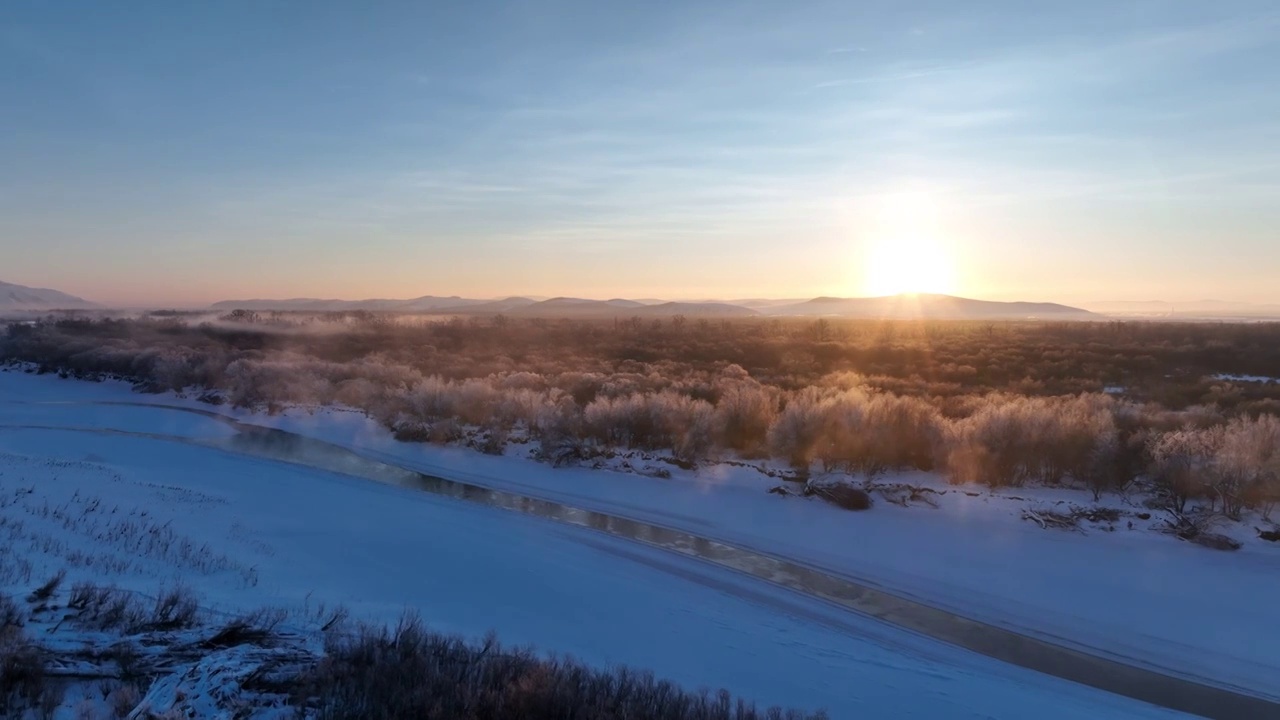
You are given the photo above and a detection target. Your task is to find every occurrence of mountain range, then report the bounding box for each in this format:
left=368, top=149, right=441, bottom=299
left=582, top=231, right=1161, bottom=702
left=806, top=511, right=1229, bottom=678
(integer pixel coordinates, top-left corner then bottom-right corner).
left=761, top=295, right=1093, bottom=319
left=211, top=295, right=762, bottom=318
left=209, top=293, right=1095, bottom=320
left=10, top=278, right=1280, bottom=320
left=208, top=296, right=483, bottom=313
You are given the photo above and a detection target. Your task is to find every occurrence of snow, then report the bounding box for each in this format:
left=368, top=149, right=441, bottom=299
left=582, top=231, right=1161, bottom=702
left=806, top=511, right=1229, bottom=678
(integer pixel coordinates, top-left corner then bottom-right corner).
left=127, top=645, right=301, bottom=720
left=1212, top=373, right=1279, bottom=384
left=1, top=369, right=1268, bottom=717
left=0, top=428, right=1189, bottom=718
left=124, top=392, right=1276, bottom=702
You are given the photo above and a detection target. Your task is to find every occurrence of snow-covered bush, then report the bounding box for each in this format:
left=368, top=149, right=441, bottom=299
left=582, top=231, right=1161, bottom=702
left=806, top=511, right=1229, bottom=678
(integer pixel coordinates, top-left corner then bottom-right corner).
left=8, top=314, right=1280, bottom=518
left=1148, top=427, right=1223, bottom=514
left=768, top=387, right=832, bottom=471
left=1216, top=414, right=1280, bottom=519
left=713, top=372, right=777, bottom=454
left=944, top=395, right=1117, bottom=488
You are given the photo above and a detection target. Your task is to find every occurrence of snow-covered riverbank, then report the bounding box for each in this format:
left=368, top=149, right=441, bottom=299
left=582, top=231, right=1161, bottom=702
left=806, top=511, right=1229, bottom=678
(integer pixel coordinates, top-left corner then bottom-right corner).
left=2, top=369, right=1274, bottom=717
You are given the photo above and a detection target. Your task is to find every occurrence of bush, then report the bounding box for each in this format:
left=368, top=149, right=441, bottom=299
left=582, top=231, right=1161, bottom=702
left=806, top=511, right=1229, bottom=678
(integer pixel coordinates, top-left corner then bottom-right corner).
left=68, top=583, right=145, bottom=632
left=0, top=592, right=24, bottom=633
left=944, top=395, right=1116, bottom=488
left=7, top=315, right=1280, bottom=518
left=108, top=683, right=142, bottom=718
left=201, top=607, right=287, bottom=649
left=301, top=613, right=826, bottom=720
left=28, top=569, right=65, bottom=603
left=1216, top=415, right=1280, bottom=519
left=714, top=376, right=777, bottom=454
left=1148, top=428, right=1221, bottom=514
left=768, top=388, right=829, bottom=471
left=148, top=585, right=199, bottom=630
left=0, top=618, right=46, bottom=716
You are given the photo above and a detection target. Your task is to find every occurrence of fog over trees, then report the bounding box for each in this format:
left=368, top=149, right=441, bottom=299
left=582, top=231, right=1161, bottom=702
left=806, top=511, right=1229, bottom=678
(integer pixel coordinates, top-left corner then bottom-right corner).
left=5, top=314, right=1280, bottom=521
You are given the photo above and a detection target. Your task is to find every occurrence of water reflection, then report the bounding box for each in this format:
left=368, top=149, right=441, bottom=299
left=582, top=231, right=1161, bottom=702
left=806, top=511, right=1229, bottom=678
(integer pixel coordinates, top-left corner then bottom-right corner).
left=215, top=425, right=892, bottom=611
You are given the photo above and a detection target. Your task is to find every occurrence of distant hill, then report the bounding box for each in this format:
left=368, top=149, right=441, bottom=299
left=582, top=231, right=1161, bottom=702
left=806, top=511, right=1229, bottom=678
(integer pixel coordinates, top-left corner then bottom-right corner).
left=207, top=292, right=1095, bottom=320
left=209, top=296, right=484, bottom=312
left=397, top=296, right=488, bottom=312
left=1082, top=300, right=1280, bottom=319
left=727, top=298, right=809, bottom=309
left=633, top=302, right=758, bottom=317
left=0, top=280, right=97, bottom=311
left=440, top=297, right=538, bottom=314
left=507, top=298, right=620, bottom=317
left=764, top=294, right=1096, bottom=320
left=502, top=298, right=757, bottom=318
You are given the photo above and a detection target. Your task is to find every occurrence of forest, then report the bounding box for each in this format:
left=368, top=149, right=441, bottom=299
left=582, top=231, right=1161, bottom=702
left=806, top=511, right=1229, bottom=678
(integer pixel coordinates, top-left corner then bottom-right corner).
left=5, top=313, right=1280, bottom=525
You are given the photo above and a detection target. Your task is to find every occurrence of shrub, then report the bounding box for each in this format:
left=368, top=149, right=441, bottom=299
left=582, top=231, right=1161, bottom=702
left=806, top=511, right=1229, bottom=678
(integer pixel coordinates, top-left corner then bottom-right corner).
left=713, top=377, right=777, bottom=454
left=0, top=620, right=46, bottom=716
left=28, top=569, right=66, bottom=603
left=147, top=585, right=199, bottom=631
left=478, top=426, right=508, bottom=455
left=768, top=388, right=830, bottom=471
left=944, top=395, right=1116, bottom=488
left=300, top=613, right=825, bottom=720
left=8, top=314, right=1280, bottom=516
left=672, top=398, right=716, bottom=463
left=202, top=607, right=287, bottom=649
left=0, top=593, right=23, bottom=635
left=108, top=683, right=142, bottom=718
left=68, top=583, right=145, bottom=632
left=1216, top=415, right=1280, bottom=519
left=1148, top=428, right=1222, bottom=514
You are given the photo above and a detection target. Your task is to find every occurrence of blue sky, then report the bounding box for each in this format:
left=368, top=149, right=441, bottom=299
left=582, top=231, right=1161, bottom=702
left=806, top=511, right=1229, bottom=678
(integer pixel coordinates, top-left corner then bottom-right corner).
left=2, top=1, right=1277, bottom=306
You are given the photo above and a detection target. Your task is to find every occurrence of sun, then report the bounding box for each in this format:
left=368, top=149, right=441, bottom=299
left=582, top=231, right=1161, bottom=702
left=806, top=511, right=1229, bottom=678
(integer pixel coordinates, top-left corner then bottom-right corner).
left=864, top=233, right=955, bottom=296
left=860, top=189, right=957, bottom=297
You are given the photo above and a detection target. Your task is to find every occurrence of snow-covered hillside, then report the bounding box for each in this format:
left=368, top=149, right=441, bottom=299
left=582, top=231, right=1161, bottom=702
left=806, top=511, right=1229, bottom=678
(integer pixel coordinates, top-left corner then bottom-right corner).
left=0, top=280, right=96, bottom=311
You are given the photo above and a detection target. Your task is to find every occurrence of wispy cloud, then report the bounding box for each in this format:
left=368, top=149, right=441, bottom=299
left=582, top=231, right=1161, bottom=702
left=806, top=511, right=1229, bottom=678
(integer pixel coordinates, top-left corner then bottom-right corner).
left=4, top=1, right=1279, bottom=303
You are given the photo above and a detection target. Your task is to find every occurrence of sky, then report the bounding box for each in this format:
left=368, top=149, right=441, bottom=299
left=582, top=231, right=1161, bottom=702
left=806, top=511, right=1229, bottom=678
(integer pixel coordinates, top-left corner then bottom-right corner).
left=2, top=1, right=1278, bottom=307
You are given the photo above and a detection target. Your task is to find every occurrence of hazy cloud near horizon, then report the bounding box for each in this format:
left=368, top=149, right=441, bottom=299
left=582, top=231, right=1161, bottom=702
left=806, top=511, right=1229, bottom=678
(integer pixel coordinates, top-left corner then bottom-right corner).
left=1, top=1, right=1277, bottom=306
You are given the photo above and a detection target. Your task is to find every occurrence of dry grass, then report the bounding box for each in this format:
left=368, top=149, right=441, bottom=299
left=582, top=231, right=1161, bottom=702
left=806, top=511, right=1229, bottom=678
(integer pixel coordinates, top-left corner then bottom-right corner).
left=301, top=613, right=827, bottom=720
left=5, top=582, right=824, bottom=720
left=0, top=594, right=47, bottom=717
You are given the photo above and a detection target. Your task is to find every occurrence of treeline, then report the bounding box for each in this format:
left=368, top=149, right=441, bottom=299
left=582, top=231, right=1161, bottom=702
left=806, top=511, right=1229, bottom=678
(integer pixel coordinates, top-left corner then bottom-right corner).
left=16, top=312, right=1280, bottom=409
left=4, top=316, right=1280, bottom=519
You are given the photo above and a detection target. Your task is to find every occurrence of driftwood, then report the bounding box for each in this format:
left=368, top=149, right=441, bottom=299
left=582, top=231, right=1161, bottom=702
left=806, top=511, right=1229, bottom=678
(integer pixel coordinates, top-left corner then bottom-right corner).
left=1022, top=506, right=1127, bottom=533
left=1188, top=533, right=1242, bottom=551
left=1022, top=509, right=1082, bottom=531
left=870, top=483, right=941, bottom=509
left=1160, top=512, right=1243, bottom=551
left=796, top=476, right=874, bottom=510
left=805, top=483, right=873, bottom=511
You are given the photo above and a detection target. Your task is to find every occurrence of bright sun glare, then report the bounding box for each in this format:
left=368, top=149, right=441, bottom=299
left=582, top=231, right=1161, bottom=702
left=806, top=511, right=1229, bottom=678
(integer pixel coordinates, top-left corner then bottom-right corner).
left=861, top=190, right=957, bottom=297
